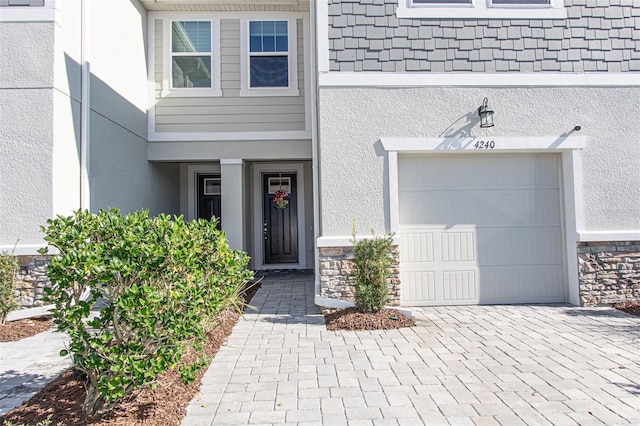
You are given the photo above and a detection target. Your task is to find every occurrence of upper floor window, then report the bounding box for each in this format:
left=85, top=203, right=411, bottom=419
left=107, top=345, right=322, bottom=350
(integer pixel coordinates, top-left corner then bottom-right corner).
left=171, top=21, right=212, bottom=88
left=240, top=18, right=299, bottom=97
left=397, top=0, right=565, bottom=19
left=163, top=18, right=222, bottom=97
left=249, top=21, right=289, bottom=88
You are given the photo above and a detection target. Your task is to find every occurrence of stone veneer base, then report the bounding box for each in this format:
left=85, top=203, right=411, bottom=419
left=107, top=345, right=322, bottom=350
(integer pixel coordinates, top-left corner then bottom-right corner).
left=319, top=246, right=400, bottom=306
left=14, top=255, right=52, bottom=309
left=578, top=241, right=640, bottom=307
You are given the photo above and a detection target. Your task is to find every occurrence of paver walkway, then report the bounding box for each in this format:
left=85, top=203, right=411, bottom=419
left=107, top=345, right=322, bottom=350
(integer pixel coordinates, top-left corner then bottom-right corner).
left=184, top=272, right=640, bottom=426
left=0, top=327, right=70, bottom=415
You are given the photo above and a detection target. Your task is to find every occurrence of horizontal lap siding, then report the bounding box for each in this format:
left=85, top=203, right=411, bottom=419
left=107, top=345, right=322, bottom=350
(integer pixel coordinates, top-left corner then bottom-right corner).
left=155, top=19, right=163, bottom=98
left=154, top=18, right=306, bottom=133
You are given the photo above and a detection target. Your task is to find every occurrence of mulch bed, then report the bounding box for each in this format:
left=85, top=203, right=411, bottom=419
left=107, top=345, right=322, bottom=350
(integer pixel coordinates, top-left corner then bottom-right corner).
left=324, top=307, right=415, bottom=331
left=613, top=301, right=640, bottom=317
left=0, top=316, right=54, bottom=342
left=0, top=283, right=261, bottom=426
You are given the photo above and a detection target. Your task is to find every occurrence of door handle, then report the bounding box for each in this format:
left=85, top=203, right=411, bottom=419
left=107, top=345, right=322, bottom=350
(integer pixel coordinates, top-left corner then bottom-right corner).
left=263, top=221, right=268, bottom=240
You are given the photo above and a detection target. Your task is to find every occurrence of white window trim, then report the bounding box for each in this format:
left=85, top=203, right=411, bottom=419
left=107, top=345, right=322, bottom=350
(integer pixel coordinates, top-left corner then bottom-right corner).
left=162, top=16, right=222, bottom=98
left=396, top=0, right=567, bottom=19
left=240, top=18, right=300, bottom=97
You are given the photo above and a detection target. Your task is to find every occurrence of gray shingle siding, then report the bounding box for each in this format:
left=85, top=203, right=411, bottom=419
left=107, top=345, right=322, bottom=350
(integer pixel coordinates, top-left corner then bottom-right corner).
left=328, top=0, right=640, bottom=72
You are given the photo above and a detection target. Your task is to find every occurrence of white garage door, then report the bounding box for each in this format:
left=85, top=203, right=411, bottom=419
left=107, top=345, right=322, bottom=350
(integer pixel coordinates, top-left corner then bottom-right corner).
left=399, top=154, right=565, bottom=306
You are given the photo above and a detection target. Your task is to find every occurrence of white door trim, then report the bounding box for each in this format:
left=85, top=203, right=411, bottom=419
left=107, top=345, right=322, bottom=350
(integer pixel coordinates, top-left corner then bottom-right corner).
left=187, top=164, right=221, bottom=221
left=252, top=162, right=306, bottom=270
left=382, top=136, right=586, bottom=306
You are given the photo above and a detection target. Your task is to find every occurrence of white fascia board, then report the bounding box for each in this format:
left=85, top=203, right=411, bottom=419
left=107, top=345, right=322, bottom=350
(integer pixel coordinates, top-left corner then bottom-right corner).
left=148, top=130, right=312, bottom=142
left=317, top=235, right=402, bottom=247
left=319, top=72, right=640, bottom=88
left=380, top=136, right=587, bottom=153
left=578, top=231, right=640, bottom=242
left=316, top=0, right=329, bottom=73
left=0, top=0, right=58, bottom=22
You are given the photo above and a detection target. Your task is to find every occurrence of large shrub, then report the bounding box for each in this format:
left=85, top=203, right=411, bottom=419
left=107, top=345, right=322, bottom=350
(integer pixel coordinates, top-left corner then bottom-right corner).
left=350, top=222, right=396, bottom=313
left=0, top=250, right=19, bottom=324
left=40, top=209, right=253, bottom=414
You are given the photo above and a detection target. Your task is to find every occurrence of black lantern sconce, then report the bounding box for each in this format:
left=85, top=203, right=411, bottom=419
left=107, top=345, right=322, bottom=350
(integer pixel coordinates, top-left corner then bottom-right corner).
left=478, top=97, right=494, bottom=128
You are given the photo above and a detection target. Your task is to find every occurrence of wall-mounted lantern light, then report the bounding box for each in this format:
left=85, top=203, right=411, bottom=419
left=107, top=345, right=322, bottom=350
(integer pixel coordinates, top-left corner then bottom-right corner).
left=478, top=97, right=494, bottom=128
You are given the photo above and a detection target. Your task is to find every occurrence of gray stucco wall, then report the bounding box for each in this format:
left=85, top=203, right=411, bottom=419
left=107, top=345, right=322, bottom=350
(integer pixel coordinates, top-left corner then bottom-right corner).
left=318, top=86, right=640, bottom=236
left=88, top=0, right=180, bottom=216
left=328, top=0, right=640, bottom=72
left=0, top=89, right=54, bottom=245
left=90, top=112, right=180, bottom=215
left=0, top=22, right=55, bottom=245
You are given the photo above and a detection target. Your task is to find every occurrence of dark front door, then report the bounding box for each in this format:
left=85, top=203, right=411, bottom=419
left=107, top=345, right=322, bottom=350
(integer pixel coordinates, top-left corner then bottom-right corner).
left=198, top=174, right=221, bottom=229
left=263, top=173, right=298, bottom=264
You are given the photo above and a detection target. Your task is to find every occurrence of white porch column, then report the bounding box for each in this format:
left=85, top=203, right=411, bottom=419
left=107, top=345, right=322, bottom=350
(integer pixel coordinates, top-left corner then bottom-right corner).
left=220, top=159, right=245, bottom=251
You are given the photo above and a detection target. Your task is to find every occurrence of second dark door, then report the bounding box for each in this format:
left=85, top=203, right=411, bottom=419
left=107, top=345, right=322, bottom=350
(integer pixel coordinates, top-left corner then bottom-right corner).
left=263, top=173, right=298, bottom=264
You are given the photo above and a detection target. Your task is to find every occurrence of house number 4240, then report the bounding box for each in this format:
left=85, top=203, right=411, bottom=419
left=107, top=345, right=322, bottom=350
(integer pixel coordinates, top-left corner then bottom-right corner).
left=474, top=140, right=495, bottom=149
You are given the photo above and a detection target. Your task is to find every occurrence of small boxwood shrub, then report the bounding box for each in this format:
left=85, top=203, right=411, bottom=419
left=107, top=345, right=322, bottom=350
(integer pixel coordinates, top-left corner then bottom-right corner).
left=0, top=250, right=19, bottom=324
left=350, top=222, right=396, bottom=313
left=40, top=209, right=253, bottom=414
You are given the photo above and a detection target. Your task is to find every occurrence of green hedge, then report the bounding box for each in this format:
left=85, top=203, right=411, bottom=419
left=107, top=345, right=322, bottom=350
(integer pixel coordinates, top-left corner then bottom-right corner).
left=40, top=209, right=253, bottom=414
left=0, top=250, right=18, bottom=324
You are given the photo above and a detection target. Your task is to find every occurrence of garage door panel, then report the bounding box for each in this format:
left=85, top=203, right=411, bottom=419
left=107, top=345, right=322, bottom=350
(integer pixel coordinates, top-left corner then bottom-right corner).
left=475, top=227, right=563, bottom=265
left=401, top=271, right=437, bottom=303
left=401, top=226, right=562, bottom=266
left=442, top=270, right=477, bottom=302
left=442, top=231, right=475, bottom=262
left=400, top=232, right=435, bottom=263
left=399, top=155, right=560, bottom=191
left=399, top=154, right=565, bottom=306
left=401, top=269, right=478, bottom=305
left=479, top=266, right=565, bottom=304
left=400, top=189, right=561, bottom=227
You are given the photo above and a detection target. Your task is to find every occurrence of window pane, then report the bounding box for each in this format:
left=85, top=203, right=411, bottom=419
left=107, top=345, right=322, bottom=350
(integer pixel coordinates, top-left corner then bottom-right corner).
left=276, top=35, right=288, bottom=52
left=172, top=56, right=212, bottom=87
left=276, top=21, right=288, bottom=35
left=492, top=0, right=549, bottom=3
left=249, top=21, right=261, bottom=36
left=172, top=21, right=211, bottom=53
left=250, top=35, right=262, bottom=52
left=250, top=56, right=288, bottom=87
left=263, top=36, right=276, bottom=52
left=262, top=21, right=275, bottom=36
left=249, top=20, right=288, bottom=53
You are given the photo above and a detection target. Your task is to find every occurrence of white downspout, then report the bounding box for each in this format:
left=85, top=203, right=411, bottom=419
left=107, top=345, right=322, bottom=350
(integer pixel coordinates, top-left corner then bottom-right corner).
left=80, top=0, right=90, bottom=210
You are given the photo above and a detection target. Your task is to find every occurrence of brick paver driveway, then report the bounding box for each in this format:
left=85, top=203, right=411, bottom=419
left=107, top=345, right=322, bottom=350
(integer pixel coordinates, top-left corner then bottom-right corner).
left=184, top=273, right=640, bottom=426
